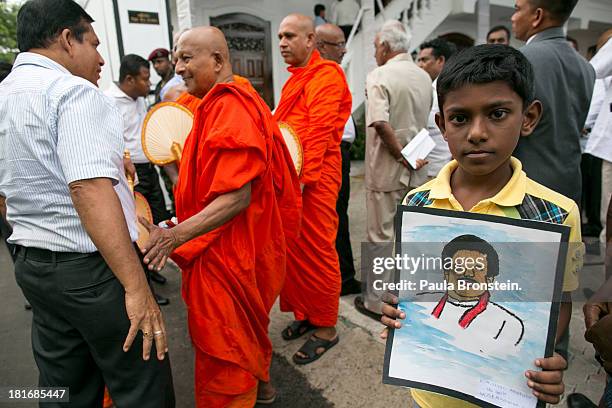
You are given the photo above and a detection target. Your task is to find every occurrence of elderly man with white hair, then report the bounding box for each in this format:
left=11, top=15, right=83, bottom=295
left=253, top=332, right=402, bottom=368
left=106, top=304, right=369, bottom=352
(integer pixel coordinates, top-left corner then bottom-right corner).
left=355, top=20, right=432, bottom=318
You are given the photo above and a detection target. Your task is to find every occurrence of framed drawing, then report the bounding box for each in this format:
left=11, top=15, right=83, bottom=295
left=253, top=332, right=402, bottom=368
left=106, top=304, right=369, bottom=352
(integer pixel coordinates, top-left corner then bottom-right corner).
left=383, top=206, right=570, bottom=408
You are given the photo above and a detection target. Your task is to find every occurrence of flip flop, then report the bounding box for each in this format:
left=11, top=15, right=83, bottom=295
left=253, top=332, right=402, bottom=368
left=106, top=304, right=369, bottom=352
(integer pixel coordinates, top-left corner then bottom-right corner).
left=354, top=295, right=383, bottom=321
left=281, top=320, right=316, bottom=341
left=292, top=334, right=339, bottom=365
left=256, top=391, right=277, bottom=405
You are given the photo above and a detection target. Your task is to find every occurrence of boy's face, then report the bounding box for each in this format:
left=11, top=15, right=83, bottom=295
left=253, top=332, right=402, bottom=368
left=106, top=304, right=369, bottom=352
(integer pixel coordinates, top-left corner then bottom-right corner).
left=436, top=81, right=541, bottom=177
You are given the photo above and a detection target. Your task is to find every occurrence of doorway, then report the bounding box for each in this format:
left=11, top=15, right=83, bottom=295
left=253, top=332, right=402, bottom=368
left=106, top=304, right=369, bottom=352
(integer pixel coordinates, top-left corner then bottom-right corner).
left=210, top=13, right=275, bottom=109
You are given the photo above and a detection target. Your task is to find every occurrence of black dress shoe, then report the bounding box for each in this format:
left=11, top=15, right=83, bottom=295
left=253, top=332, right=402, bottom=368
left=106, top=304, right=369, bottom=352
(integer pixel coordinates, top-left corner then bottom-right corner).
left=340, top=278, right=362, bottom=296
left=155, top=293, right=170, bottom=306
left=567, top=393, right=597, bottom=408
left=150, top=270, right=167, bottom=284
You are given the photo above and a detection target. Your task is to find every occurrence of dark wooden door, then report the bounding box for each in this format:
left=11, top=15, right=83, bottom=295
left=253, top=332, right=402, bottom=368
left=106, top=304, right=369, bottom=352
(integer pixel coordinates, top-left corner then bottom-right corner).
left=210, top=13, right=274, bottom=109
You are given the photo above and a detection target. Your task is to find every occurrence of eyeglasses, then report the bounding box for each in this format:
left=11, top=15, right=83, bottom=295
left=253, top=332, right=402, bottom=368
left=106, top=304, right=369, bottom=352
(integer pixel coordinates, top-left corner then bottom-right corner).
left=318, top=40, right=346, bottom=49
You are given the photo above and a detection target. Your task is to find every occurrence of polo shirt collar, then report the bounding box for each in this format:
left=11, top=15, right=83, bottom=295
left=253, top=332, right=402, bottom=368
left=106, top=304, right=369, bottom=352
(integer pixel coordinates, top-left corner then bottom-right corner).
left=428, top=157, right=527, bottom=207
left=13, top=52, right=71, bottom=75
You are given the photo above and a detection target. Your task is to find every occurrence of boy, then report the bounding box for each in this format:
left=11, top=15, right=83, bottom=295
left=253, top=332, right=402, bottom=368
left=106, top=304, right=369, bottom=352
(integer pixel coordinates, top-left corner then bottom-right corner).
left=380, top=44, right=582, bottom=407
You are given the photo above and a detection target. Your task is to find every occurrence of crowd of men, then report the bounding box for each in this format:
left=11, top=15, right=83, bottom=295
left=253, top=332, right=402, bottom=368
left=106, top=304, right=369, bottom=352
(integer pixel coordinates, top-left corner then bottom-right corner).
left=0, top=0, right=611, bottom=407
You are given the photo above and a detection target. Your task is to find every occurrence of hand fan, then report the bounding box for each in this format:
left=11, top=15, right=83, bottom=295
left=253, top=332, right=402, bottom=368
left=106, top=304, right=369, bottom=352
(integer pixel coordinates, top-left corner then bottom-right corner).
left=134, top=192, right=153, bottom=251
left=142, top=102, right=194, bottom=166
left=278, top=122, right=303, bottom=176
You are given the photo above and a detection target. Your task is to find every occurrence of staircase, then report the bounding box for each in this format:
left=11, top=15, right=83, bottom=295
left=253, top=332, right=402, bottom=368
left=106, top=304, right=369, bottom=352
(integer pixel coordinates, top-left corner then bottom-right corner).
left=343, top=0, right=457, bottom=112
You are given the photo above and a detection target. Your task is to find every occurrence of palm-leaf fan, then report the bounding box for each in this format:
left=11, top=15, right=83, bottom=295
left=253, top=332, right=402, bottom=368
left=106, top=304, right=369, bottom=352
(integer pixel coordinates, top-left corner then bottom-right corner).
left=141, top=102, right=194, bottom=166
left=278, top=122, right=303, bottom=176
left=135, top=192, right=154, bottom=251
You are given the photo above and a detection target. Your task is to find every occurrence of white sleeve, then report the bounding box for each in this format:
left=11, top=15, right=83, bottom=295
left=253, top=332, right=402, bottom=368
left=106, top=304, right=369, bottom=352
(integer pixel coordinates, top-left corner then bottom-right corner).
left=591, top=38, right=612, bottom=79
left=585, top=79, right=605, bottom=129
left=56, top=85, right=125, bottom=184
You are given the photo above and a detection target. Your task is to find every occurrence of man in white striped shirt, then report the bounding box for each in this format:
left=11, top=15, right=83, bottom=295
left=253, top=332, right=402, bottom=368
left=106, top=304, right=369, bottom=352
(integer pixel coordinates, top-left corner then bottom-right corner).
left=0, top=0, right=174, bottom=406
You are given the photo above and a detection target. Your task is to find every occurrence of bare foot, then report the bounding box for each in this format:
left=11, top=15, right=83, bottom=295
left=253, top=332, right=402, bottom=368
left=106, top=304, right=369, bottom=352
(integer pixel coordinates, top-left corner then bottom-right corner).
left=257, top=380, right=276, bottom=402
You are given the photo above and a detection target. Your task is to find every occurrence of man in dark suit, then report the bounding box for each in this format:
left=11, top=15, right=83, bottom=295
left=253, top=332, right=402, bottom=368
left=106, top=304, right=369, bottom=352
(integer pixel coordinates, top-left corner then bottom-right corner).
left=511, top=0, right=595, bottom=206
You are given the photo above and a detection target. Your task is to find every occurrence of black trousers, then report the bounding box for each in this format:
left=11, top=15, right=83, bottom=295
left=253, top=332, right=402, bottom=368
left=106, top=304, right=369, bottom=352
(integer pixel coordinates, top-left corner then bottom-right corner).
left=134, top=163, right=170, bottom=225
left=14, top=247, right=175, bottom=408
left=336, top=141, right=356, bottom=283
left=581, top=153, right=602, bottom=228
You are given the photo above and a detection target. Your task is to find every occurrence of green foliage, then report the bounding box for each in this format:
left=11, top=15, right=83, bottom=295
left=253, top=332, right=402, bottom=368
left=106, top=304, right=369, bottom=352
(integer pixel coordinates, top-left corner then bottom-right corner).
left=0, top=2, right=20, bottom=64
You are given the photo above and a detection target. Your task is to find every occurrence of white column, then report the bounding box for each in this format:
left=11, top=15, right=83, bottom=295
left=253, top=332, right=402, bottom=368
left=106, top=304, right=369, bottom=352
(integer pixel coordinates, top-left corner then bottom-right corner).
left=362, top=0, right=377, bottom=75
left=176, top=0, right=194, bottom=31
left=476, top=0, right=490, bottom=45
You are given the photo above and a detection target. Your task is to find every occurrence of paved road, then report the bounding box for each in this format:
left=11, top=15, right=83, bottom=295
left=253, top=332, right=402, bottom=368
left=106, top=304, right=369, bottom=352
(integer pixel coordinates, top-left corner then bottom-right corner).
left=0, top=162, right=607, bottom=407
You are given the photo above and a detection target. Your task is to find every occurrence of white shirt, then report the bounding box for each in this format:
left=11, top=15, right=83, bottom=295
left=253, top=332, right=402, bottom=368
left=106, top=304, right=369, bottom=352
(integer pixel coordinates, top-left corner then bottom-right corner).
left=159, top=73, right=184, bottom=101
left=314, top=16, right=327, bottom=27
left=582, top=78, right=606, bottom=152
left=342, top=116, right=356, bottom=143
left=0, top=52, right=138, bottom=252
left=585, top=38, right=612, bottom=163
left=423, top=78, right=451, bottom=177
left=414, top=292, right=525, bottom=357
left=104, top=83, right=149, bottom=164
left=332, top=0, right=360, bottom=26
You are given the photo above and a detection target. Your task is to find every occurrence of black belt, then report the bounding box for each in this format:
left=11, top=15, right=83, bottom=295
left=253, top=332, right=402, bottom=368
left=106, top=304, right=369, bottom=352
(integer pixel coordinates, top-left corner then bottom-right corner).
left=134, top=162, right=154, bottom=169
left=341, top=141, right=352, bottom=148
left=15, top=245, right=99, bottom=263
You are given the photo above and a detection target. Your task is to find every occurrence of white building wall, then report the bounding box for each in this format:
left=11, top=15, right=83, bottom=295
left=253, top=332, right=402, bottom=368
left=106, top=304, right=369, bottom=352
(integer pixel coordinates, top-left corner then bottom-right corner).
left=80, top=0, right=172, bottom=92
left=82, top=0, right=122, bottom=91
left=180, top=0, right=336, bottom=106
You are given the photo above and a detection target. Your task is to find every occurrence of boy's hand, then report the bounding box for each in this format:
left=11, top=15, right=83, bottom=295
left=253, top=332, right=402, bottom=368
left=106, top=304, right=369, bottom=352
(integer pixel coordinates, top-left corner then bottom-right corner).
left=525, top=353, right=566, bottom=404
left=380, top=292, right=406, bottom=339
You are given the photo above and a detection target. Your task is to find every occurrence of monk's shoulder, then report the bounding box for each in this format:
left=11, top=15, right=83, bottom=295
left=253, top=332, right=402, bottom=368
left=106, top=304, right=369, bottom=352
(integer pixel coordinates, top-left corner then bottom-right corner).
left=316, top=62, right=346, bottom=83
left=305, top=63, right=347, bottom=95
left=205, top=88, right=249, bottom=118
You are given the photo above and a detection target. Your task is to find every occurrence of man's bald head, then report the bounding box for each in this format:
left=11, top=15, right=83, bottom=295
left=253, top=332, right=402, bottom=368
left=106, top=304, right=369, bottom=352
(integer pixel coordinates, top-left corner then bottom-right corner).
left=175, top=26, right=233, bottom=98
left=278, top=14, right=316, bottom=67
left=282, top=13, right=315, bottom=34
left=316, top=23, right=346, bottom=64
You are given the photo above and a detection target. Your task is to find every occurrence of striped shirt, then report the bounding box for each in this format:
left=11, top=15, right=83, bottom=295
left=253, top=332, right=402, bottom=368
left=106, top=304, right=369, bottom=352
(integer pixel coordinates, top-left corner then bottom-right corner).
left=0, top=52, right=138, bottom=252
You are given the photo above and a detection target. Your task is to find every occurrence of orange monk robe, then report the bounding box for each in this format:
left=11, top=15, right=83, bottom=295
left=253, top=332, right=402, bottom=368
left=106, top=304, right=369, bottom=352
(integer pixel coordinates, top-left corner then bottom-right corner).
left=274, top=50, right=352, bottom=327
left=171, top=76, right=297, bottom=407
left=175, top=91, right=201, bottom=114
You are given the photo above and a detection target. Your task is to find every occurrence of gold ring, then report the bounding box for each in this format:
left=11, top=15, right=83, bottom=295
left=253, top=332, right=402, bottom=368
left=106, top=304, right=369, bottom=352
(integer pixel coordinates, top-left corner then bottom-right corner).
left=143, top=331, right=151, bottom=337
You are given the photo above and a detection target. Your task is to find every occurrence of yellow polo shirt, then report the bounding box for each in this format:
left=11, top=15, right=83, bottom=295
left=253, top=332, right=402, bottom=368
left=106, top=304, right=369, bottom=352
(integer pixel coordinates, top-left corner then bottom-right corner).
left=401, top=157, right=583, bottom=408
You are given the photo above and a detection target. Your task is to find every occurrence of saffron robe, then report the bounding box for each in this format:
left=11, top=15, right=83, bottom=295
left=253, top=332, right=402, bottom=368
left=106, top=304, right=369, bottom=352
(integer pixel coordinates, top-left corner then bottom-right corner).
left=274, top=50, right=352, bottom=326
left=175, top=92, right=201, bottom=114
left=171, top=76, right=298, bottom=405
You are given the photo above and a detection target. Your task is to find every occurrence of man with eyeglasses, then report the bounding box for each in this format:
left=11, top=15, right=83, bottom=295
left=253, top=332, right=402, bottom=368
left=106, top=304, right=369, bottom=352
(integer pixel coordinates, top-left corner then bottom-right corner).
left=316, top=23, right=361, bottom=296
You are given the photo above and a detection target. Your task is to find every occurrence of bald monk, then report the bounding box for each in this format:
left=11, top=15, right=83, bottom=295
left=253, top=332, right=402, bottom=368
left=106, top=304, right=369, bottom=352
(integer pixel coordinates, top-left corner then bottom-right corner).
left=140, top=26, right=299, bottom=406
left=315, top=23, right=361, bottom=296
left=275, top=14, right=352, bottom=364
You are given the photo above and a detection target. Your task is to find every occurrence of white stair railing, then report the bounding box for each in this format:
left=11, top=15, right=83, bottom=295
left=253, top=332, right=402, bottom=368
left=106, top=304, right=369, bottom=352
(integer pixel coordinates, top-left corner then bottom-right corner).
left=341, top=0, right=454, bottom=112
